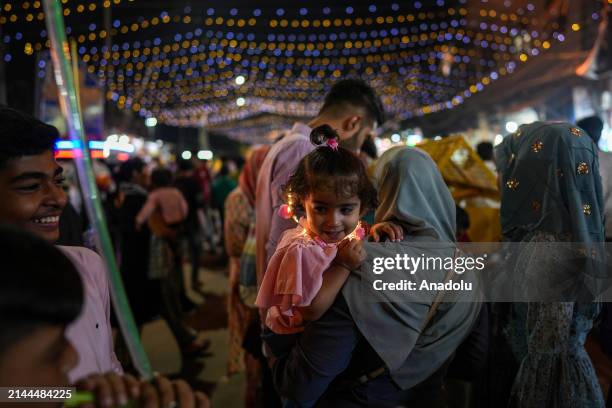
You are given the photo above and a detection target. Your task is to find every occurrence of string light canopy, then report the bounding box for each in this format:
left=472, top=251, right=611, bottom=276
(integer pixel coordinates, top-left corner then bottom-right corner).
left=1, top=0, right=602, bottom=128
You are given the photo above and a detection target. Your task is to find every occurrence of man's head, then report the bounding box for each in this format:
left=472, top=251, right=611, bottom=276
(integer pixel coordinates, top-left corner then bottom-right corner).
left=0, top=107, right=67, bottom=242
left=311, top=79, right=385, bottom=152
left=118, top=157, right=147, bottom=187
left=0, top=225, right=81, bottom=390
left=577, top=116, right=604, bottom=146
left=177, top=158, right=194, bottom=175
left=476, top=141, right=494, bottom=161
left=151, top=167, right=173, bottom=188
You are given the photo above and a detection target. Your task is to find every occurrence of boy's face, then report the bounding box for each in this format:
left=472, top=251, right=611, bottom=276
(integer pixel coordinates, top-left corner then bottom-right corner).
left=0, top=325, right=77, bottom=403
left=0, top=150, right=67, bottom=242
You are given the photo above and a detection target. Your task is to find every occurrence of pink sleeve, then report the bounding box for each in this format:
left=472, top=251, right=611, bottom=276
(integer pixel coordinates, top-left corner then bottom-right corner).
left=256, top=245, right=304, bottom=333
left=135, top=192, right=157, bottom=226
left=255, top=237, right=336, bottom=334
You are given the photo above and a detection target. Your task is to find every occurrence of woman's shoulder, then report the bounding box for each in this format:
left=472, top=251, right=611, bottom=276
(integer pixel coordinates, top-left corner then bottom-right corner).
left=523, top=231, right=566, bottom=243
left=226, top=187, right=246, bottom=203
left=156, top=186, right=182, bottom=196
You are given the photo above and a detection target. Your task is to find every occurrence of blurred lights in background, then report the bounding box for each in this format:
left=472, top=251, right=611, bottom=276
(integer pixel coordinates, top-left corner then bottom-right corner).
left=197, top=150, right=213, bottom=160
left=2, top=0, right=591, bottom=127
left=144, top=117, right=158, bottom=127
left=505, top=121, right=518, bottom=133
left=406, top=134, right=423, bottom=146
left=599, top=127, right=612, bottom=152
left=54, top=135, right=135, bottom=160
left=181, top=151, right=192, bottom=160
left=234, top=75, right=246, bottom=85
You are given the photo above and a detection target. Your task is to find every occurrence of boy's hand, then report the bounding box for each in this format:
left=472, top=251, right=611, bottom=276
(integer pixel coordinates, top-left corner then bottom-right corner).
left=370, top=221, right=404, bottom=242
left=334, top=239, right=366, bottom=271
left=75, top=372, right=140, bottom=408
left=141, top=376, right=210, bottom=408
left=75, top=372, right=210, bottom=408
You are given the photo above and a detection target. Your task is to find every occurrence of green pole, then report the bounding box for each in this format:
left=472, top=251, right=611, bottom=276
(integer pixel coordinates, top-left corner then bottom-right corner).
left=42, top=0, right=153, bottom=380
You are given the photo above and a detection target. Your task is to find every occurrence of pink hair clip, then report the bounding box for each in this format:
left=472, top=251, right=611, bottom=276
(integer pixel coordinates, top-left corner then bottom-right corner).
left=326, top=138, right=339, bottom=151
left=354, top=225, right=366, bottom=240
left=344, top=223, right=366, bottom=242
left=278, top=204, right=294, bottom=219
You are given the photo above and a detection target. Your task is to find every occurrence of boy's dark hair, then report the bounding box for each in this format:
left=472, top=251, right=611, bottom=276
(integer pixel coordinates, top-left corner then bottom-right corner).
left=577, top=116, right=604, bottom=145
left=283, top=125, right=378, bottom=211
left=320, top=79, right=386, bottom=126
left=476, top=142, right=494, bottom=161
left=118, top=157, right=145, bottom=184
left=0, top=225, right=83, bottom=353
left=151, top=167, right=173, bottom=187
left=219, top=165, right=230, bottom=177
left=0, top=107, right=59, bottom=170
left=177, top=159, right=194, bottom=172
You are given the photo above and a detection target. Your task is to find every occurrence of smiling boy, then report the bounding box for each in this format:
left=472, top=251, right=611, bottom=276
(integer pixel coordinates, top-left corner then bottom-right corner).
left=0, top=107, right=122, bottom=381
left=0, top=225, right=210, bottom=408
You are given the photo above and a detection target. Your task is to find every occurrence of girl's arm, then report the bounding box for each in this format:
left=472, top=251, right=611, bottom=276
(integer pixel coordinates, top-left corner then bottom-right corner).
left=135, top=192, right=157, bottom=227
left=299, top=239, right=365, bottom=322
left=299, top=264, right=350, bottom=322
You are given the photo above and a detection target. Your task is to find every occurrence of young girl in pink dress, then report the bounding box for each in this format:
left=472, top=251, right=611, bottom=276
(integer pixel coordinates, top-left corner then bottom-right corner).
left=256, top=125, right=402, bottom=354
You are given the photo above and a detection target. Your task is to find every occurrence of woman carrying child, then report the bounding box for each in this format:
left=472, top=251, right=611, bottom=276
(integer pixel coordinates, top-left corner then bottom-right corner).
left=256, top=125, right=401, bottom=355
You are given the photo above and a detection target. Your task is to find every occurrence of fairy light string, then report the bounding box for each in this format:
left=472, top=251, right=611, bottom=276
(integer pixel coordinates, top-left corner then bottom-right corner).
left=4, top=1, right=600, bottom=125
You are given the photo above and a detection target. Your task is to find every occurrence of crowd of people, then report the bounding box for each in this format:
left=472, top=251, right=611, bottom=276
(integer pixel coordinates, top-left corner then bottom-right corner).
left=0, top=77, right=611, bottom=408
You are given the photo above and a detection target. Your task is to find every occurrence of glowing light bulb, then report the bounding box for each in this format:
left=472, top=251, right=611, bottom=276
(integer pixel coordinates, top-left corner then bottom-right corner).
left=505, top=121, right=518, bottom=133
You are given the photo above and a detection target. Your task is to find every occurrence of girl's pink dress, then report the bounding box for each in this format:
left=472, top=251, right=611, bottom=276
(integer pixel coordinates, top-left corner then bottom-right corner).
left=255, top=219, right=338, bottom=334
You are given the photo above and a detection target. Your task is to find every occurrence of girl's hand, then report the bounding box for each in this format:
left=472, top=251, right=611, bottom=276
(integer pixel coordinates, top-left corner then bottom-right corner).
left=334, top=239, right=366, bottom=271
left=370, top=221, right=404, bottom=242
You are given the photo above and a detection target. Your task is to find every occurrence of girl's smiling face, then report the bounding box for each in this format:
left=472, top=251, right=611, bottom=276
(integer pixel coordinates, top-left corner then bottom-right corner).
left=303, top=189, right=361, bottom=243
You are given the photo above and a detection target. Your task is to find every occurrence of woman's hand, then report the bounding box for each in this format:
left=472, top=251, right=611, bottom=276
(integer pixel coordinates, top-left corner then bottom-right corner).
left=334, top=239, right=366, bottom=271
left=370, top=221, right=404, bottom=242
